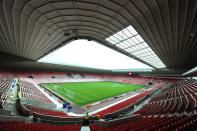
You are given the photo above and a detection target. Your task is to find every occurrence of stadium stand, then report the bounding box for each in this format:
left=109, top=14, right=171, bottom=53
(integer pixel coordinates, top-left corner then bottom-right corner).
left=92, top=84, right=162, bottom=119
left=19, top=81, right=53, bottom=104
left=134, top=80, right=197, bottom=116
left=90, top=80, right=197, bottom=130
left=0, top=75, right=13, bottom=91
left=0, top=92, right=8, bottom=109
left=0, top=70, right=196, bottom=130
left=0, top=121, right=82, bottom=131
left=90, top=115, right=197, bottom=131
left=2, top=0, right=197, bottom=130
left=0, top=74, right=15, bottom=109
left=25, top=104, right=68, bottom=117
left=93, top=92, right=148, bottom=119
left=14, top=70, right=175, bottom=86
left=122, top=79, right=147, bottom=85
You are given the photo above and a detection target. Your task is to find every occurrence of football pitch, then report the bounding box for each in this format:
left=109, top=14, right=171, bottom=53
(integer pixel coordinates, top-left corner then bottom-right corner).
left=42, top=82, right=146, bottom=106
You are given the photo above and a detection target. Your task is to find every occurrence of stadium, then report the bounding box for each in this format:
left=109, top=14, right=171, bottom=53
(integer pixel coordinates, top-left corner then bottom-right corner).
left=0, top=0, right=197, bottom=131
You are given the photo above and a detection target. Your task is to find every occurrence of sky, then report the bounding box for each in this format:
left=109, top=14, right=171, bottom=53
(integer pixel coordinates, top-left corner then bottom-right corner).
left=38, top=40, right=152, bottom=70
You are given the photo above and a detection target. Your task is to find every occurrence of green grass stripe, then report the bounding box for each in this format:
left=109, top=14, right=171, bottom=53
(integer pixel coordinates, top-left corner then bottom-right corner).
left=42, top=81, right=146, bottom=106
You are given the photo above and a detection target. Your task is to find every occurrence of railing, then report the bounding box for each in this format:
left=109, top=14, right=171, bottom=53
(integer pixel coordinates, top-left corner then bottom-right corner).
left=93, top=114, right=141, bottom=128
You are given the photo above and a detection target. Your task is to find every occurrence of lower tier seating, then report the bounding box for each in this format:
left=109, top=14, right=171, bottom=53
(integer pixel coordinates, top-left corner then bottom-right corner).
left=21, top=92, right=53, bottom=104
left=135, top=80, right=197, bottom=116
left=0, top=80, right=11, bottom=90
left=0, top=92, right=8, bottom=109
left=25, top=105, right=68, bottom=117
left=0, top=121, right=81, bottom=131
left=90, top=115, right=197, bottom=131
left=20, top=81, right=53, bottom=104
left=93, top=92, right=147, bottom=118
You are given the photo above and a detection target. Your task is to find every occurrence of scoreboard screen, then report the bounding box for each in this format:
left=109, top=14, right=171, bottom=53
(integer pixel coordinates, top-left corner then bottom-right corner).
left=128, top=72, right=133, bottom=75
left=128, top=72, right=137, bottom=76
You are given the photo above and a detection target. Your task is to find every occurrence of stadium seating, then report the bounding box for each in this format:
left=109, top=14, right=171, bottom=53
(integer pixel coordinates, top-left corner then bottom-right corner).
left=134, top=80, right=197, bottom=116
left=0, top=81, right=11, bottom=91
left=0, top=92, right=8, bottom=109
left=122, top=80, right=147, bottom=85
left=93, top=92, right=148, bottom=119
left=12, top=70, right=178, bottom=85
left=0, top=73, right=14, bottom=91
left=25, top=105, right=68, bottom=117
left=92, top=85, right=161, bottom=119
left=0, top=70, right=188, bottom=130
left=20, top=81, right=53, bottom=104
left=90, top=115, right=197, bottom=131
left=90, top=80, right=197, bottom=130
left=0, top=73, right=15, bottom=109
left=0, top=121, right=82, bottom=131
left=0, top=73, right=14, bottom=82
left=32, top=72, right=103, bottom=83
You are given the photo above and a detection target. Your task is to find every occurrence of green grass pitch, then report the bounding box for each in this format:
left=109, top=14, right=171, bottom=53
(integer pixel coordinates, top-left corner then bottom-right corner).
left=42, top=81, right=146, bottom=106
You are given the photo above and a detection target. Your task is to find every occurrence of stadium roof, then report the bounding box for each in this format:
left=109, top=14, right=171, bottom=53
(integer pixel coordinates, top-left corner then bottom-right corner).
left=0, top=0, right=197, bottom=76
